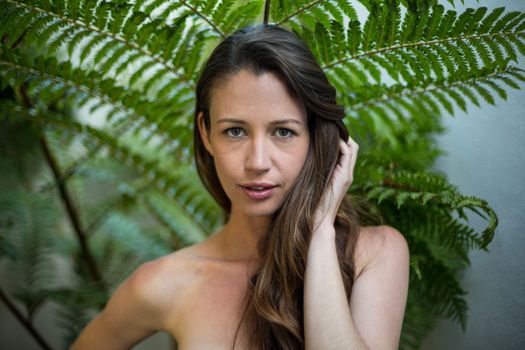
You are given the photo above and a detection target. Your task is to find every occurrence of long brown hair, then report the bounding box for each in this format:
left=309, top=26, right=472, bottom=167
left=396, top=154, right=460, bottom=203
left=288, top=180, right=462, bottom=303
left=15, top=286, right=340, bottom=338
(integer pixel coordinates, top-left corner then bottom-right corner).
left=194, top=24, right=360, bottom=349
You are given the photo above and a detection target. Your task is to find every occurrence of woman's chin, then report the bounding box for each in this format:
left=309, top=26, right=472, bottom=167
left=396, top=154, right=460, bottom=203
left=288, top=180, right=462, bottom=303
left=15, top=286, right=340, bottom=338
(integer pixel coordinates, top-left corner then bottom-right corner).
left=231, top=202, right=282, bottom=219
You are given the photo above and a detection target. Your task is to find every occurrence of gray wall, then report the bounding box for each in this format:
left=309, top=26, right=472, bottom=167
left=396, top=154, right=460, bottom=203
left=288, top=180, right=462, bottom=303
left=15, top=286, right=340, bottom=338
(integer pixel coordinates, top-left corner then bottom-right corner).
left=422, top=80, right=525, bottom=350
left=422, top=2, right=525, bottom=349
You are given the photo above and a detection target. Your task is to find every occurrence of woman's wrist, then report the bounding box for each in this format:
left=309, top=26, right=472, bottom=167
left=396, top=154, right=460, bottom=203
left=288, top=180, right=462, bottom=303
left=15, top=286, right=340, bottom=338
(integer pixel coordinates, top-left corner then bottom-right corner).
left=312, top=220, right=336, bottom=239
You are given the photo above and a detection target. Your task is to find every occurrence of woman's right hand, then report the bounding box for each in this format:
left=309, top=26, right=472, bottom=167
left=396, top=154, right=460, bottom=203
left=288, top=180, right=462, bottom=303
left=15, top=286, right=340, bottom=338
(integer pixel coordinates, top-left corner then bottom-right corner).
left=313, top=137, right=359, bottom=231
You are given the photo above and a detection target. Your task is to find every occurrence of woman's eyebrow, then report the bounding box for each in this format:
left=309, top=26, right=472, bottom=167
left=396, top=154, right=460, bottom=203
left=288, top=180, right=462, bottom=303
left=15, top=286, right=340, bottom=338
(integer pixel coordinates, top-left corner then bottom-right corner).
left=216, top=118, right=247, bottom=124
left=269, top=119, right=303, bottom=126
left=216, top=117, right=303, bottom=125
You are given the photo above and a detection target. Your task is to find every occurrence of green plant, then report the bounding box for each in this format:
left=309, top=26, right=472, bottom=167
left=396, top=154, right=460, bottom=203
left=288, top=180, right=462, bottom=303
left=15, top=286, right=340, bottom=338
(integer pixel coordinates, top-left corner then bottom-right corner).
left=0, top=0, right=523, bottom=349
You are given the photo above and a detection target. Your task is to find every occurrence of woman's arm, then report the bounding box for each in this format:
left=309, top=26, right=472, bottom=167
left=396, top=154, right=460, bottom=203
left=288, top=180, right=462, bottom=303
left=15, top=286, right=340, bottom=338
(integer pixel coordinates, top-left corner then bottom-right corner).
left=70, top=258, right=174, bottom=350
left=304, top=224, right=409, bottom=350
left=304, top=138, right=409, bottom=349
left=349, top=225, right=409, bottom=349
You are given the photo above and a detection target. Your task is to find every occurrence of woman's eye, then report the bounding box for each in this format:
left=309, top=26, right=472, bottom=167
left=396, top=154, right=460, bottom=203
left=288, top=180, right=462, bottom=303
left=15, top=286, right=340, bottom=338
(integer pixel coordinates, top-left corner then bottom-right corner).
left=225, top=127, right=244, bottom=138
left=275, top=128, right=294, bottom=138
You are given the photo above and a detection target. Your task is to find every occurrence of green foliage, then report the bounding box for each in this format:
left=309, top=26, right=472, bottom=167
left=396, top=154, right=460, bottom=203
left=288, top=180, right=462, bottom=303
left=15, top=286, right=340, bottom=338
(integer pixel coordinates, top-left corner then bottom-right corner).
left=0, top=0, right=523, bottom=349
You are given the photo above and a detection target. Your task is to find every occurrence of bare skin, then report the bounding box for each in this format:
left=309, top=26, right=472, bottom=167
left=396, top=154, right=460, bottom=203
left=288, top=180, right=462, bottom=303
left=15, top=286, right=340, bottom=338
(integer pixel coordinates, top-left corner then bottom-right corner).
left=69, top=225, right=403, bottom=350
left=70, top=70, right=408, bottom=350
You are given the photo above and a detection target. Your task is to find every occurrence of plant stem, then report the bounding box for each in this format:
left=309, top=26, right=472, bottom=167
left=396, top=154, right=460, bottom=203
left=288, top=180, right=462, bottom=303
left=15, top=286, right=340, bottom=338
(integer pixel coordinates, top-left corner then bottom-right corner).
left=39, top=136, right=102, bottom=282
left=323, top=30, right=525, bottom=69
left=264, top=0, right=271, bottom=24
left=276, top=0, right=322, bottom=25
left=0, top=287, right=55, bottom=350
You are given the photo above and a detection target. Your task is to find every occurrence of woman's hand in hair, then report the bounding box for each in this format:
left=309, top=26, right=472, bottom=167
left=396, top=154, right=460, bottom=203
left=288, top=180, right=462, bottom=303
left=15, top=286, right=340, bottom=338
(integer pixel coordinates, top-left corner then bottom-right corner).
left=313, top=137, right=358, bottom=231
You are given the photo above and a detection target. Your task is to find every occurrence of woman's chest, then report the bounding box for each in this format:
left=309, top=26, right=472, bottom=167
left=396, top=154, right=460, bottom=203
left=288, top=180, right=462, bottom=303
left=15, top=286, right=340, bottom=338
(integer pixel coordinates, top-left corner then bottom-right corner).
left=164, top=263, right=253, bottom=349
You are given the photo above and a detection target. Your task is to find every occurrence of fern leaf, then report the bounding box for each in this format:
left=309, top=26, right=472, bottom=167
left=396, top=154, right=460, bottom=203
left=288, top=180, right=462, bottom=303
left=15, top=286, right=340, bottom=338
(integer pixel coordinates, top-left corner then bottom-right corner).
left=211, top=0, right=235, bottom=28
left=457, top=41, right=478, bottom=71
left=457, top=85, right=480, bottom=106
left=314, top=22, right=333, bottom=65
left=371, top=54, right=398, bottom=82
left=508, top=35, right=525, bottom=56
left=445, top=88, right=467, bottom=112
left=34, top=19, right=65, bottom=48
left=220, top=0, right=263, bottom=35
left=122, top=11, right=150, bottom=38
left=143, top=0, right=169, bottom=19
left=94, top=2, right=112, bottom=31
left=451, top=7, right=474, bottom=36
left=347, top=20, right=362, bottom=56
left=66, top=29, right=90, bottom=58
left=479, top=7, right=505, bottom=34
left=483, top=37, right=505, bottom=66
left=491, top=11, right=522, bottom=33
left=469, top=39, right=492, bottom=67
left=425, top=4, right=445, bottom=40
left=386, top=2, right=401, bottom=47
left=466, top=7, right=488, bottom=34
left=160, top=3, right=188, bottom=22
left=482, top=80, right=507, bottom=101
left=423, top=46, right=445, bottom=80
left=171, top=24, right=199, bottom=72
left=92, top=39, right=119, bottom=66
left=160, top=20, right=187, bottom=61
left=99, top=45, right=130, bottom=77
left=413, top=7, right=430, bottom=42
left=400, top=10, right=416, bottom=44
left=321, top=1, right=343, bottom=25
left=1, top=6, right=32, bottom=48
left=333, top=0, right=358, bottom=21
left=437, top=9, right=457, bottom=38
left=494, top=35, right=518, bottom=62
left=373, top=4, right=389, bottom=50
left=472, top=83, right=495, bottom=105
left=82, top=0, right=98, bottom=25
left=184, top=34, right=206, bottom=79
left=142, top=68, right=170, bottom=96
left=362, top=6, right=378, bottom=50
left=65, top=0, right=82, bottom=20
left=431, top=90, right=454, bottom=114
left=79, top=34, right=106, bottom=64
left=128, top=60, right=157, bottom=88
left=312, top=6, right=333, bottom=30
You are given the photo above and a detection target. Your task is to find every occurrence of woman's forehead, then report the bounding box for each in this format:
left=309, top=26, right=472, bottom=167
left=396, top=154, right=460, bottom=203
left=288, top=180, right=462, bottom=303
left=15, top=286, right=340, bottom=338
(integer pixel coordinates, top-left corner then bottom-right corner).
left=209, top=70, right=307, bottom=124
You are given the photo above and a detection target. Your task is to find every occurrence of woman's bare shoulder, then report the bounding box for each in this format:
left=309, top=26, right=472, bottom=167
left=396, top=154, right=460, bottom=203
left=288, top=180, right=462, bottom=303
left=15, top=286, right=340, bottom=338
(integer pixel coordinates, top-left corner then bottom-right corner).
left=123, top=244, right=209, bottom=320
left=70, top=247, right=206, bottom=349
left=354, top=225, right=409, bottom=278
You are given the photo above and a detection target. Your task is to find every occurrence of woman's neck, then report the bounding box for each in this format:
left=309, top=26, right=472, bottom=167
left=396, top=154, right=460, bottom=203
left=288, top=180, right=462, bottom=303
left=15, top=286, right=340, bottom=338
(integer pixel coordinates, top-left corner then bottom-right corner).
left=216, top=209, right=271, bottom=263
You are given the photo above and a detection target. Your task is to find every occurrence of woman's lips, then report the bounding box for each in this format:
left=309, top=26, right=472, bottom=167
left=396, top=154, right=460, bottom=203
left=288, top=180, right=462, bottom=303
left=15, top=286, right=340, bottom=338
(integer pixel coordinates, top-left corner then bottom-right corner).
left=240, top=184, right=277, bottom=200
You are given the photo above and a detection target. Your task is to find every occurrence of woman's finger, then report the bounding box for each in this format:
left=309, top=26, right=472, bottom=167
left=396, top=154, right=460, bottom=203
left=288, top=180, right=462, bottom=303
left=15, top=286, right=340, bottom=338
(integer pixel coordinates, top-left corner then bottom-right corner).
left=338, top=139, right=351, bottom=170
left=347, top=137, right=358, bottom=173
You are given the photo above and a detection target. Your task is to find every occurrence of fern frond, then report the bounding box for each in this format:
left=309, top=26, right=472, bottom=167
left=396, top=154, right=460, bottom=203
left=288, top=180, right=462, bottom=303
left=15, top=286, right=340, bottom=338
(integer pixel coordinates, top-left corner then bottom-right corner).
left=359, top=170, right=498, bottom=249
left=2, top=0, right=199, bottom=93
left=0, top=191, right=59, bottom=318
left=0, top=52, right=194, bottom=166
left=345, top=66, right=524, bottom=126
left=322, top=4, right=525, bottom=90
left=219, top=0, right=263, bottom=35
left=425, top=4, right=445, bottom=40
left=27, top=112, right=221, bottom=234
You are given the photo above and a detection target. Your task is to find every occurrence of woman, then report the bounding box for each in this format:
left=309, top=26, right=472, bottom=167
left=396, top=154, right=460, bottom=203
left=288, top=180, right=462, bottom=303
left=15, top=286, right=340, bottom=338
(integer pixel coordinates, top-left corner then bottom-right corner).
left=71, top=24, right=409, bottom=350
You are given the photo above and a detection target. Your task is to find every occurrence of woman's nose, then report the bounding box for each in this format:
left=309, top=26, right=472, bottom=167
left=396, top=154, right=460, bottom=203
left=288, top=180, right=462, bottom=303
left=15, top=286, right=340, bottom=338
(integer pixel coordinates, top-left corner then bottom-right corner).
left=245, top=137, right=271, bottom=173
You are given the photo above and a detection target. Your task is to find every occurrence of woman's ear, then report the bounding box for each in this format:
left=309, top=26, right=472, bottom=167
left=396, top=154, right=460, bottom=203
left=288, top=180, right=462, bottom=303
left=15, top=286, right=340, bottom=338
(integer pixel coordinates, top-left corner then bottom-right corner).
left=197, top=111, right=214, bottom=156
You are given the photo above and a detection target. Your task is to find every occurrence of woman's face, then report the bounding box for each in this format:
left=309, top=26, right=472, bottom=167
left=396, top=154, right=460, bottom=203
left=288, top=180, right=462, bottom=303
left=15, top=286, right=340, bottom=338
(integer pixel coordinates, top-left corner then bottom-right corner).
left=198, top=69, right=310, bottom=218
